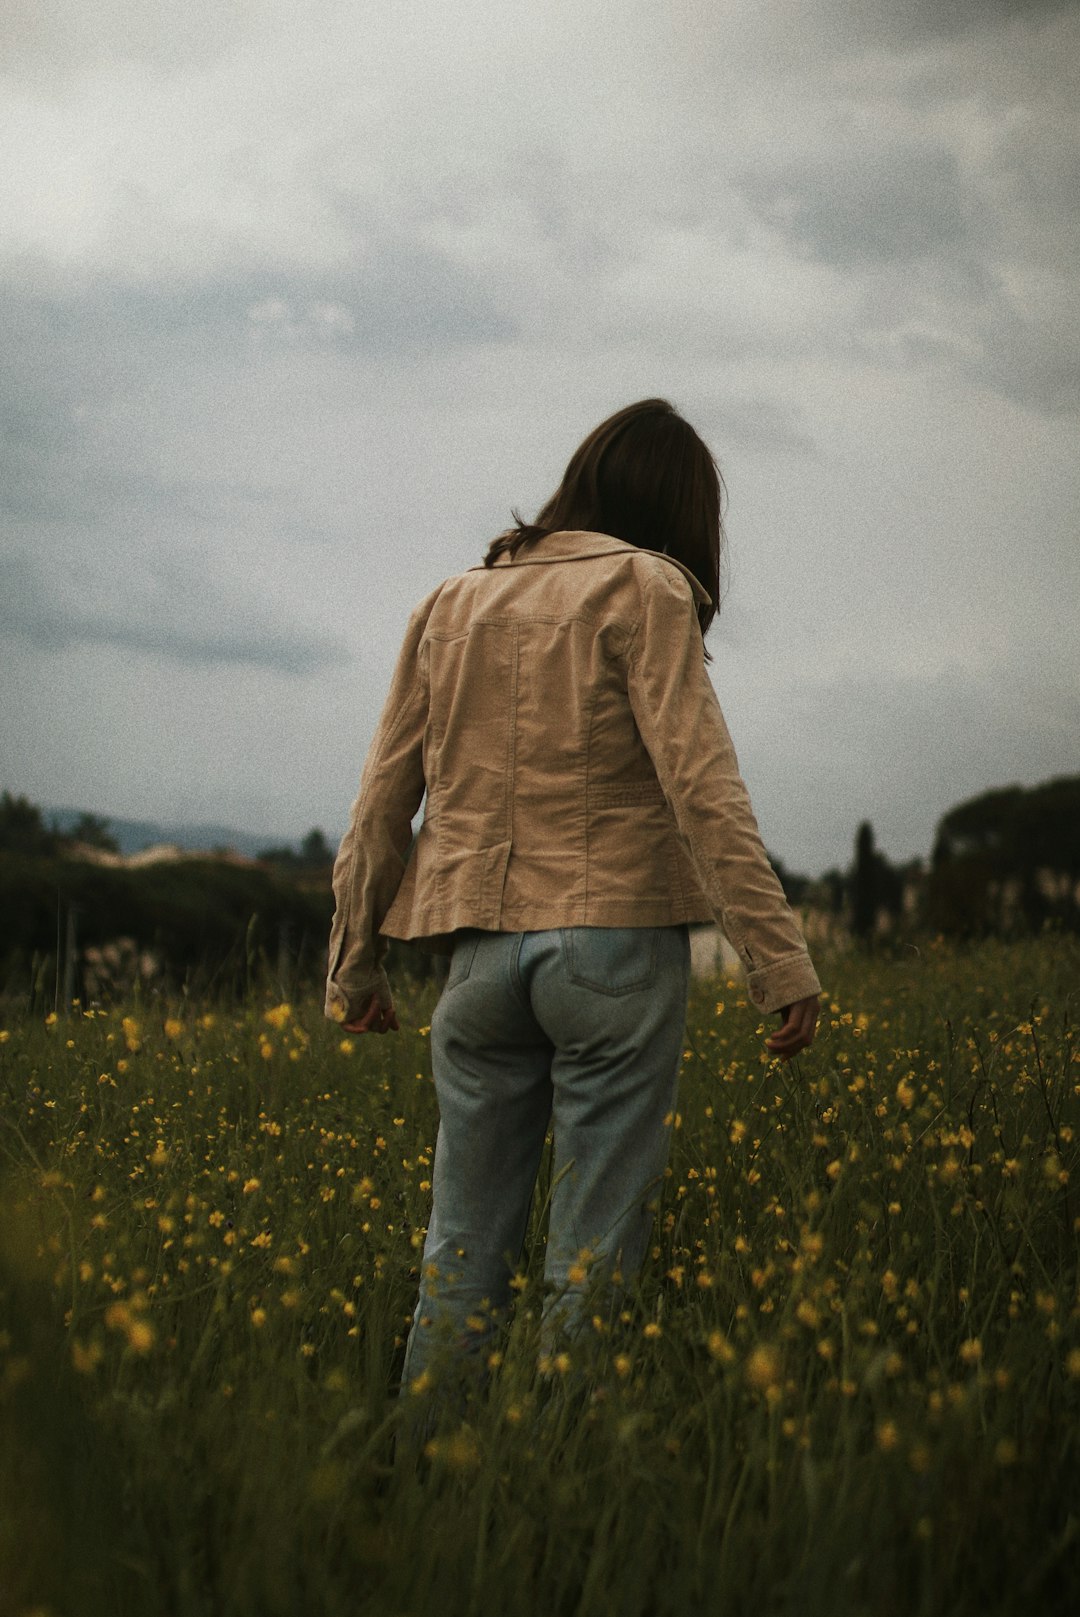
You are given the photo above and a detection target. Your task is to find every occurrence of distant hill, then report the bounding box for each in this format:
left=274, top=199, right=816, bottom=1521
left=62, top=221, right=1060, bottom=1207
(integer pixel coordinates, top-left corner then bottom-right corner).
left=43, top=807, right=337, bottom=862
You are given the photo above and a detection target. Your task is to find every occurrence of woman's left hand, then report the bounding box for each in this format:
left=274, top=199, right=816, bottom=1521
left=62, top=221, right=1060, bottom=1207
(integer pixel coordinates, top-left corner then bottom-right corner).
left=343, top=995, right=400, bottom=1035
left=765, top=995, right=819, bottom=1061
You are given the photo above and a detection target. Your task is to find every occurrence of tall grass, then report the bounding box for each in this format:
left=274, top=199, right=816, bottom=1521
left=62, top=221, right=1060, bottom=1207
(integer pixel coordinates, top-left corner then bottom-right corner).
left=1, top=935, right=1078, bottom=1616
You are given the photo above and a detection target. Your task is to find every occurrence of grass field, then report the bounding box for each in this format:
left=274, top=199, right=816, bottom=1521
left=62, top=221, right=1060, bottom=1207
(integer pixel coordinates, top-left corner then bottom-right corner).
left=2, top=934, right=1078, bottom=1617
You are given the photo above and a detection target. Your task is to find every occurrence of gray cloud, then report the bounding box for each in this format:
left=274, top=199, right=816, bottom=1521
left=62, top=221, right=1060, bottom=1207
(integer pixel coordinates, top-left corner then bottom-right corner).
left=1, top=406, right=280, bottom=528
left=731, top=108, right=1080, bottom=415
left=705, top=398, right=815, bottom=457
left=7, top=248, right=515, bottom=356
left=969, top=298, right=1080, bottom=417
left=0, top=549, right=345, bottom=675
left=736, top=144, right=981, bottom=272
left=0, top=0, right=256, bottom=77
left=0, top=329, right=288, bottom=529
left=750, top=0, right=1078, bottom=60
left=843, top=0, right=1075, bottom=46
left=244, top=250, right=517, bottom=356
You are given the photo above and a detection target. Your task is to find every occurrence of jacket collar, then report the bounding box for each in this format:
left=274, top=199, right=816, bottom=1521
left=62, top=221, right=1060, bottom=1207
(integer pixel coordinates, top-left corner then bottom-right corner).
left=477, top=530, right=712, bottom=608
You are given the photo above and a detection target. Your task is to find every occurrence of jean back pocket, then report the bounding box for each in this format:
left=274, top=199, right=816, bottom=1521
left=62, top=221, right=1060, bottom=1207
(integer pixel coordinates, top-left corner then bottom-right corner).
left=562, top=927, right=660, bottom=996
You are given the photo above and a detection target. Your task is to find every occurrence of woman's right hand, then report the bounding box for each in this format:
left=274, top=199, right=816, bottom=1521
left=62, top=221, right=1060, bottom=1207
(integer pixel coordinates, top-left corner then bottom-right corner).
left=765, top=995, right=819, bottom=1062
left=343, top=994, right=400, bottom=1035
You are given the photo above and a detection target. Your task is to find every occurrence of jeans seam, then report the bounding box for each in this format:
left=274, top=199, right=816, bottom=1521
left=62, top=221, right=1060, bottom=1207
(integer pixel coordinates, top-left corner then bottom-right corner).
left=508, top=932, right=534, bottom=1013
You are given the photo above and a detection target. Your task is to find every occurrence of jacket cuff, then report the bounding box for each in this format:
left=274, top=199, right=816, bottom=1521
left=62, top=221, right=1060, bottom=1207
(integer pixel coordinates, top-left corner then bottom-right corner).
left=744, top=952, right=822, bottom=1018
left=324, top=968, right=393, bottom=1025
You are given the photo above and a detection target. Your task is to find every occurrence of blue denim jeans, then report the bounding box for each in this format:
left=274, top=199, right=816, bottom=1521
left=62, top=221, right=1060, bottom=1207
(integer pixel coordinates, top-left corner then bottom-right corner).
left=399, top=925, right=690, bottom=1392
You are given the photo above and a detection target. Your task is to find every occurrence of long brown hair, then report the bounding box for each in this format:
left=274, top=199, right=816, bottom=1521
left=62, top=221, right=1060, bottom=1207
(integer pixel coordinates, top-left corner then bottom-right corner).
left=484, top=398, right=726, bottom=640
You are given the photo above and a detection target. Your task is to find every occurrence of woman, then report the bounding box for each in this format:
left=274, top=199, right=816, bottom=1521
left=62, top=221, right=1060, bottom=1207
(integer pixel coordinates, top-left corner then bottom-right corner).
left=325, top=399, right=820, bottom=1398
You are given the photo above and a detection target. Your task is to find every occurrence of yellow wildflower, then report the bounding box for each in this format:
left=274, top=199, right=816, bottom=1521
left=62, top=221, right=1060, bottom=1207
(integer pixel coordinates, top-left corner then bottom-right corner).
left=875, top=1420, right=899, bottom=1452
left=127, top=1319, right=155, bottom=1354
left=745, top=1343, right=783, bottom=1392
left=707, top=1330, right=736, bottom=1365
left=424, top=1427, right=480, bottom=1469
left=71, top=1338, right=104, bottom=1375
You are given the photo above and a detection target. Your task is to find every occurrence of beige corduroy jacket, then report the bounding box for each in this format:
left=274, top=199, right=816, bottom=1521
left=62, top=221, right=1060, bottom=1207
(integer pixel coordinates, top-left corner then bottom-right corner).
left=325, top=530, right=821, bottom=1024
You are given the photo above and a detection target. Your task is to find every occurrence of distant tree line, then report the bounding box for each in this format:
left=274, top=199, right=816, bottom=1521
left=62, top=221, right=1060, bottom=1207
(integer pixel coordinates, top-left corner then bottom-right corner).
left=1, top=852, right=328, bottom=1010
left=257, top=827, right=336, bottom=870
left=0, top=793, right=121, bottom=857
left=0, top=793, right=431, bottom=1009
left=807, top=775, right=1080, bottom=946
left=0, top=795, right=339, bottom=1007
left=926, top=776, right=1080, bottom=936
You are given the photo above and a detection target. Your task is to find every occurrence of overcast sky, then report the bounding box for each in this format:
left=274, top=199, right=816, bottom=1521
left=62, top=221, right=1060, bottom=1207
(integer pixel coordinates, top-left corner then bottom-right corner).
left=2, top=0, right=1077, bottom=876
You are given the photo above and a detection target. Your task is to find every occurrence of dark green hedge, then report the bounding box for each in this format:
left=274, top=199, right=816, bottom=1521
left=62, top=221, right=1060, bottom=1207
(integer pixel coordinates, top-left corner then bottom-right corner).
left=0, top=853, right=438, bottom=1004
left=0, top=854, right=332, bottom=1002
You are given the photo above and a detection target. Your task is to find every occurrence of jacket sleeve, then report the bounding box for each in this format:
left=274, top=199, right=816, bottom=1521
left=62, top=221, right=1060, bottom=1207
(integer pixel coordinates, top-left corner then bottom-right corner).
left=324, top=592, right=437, bottom=1023
left=626, top=561, right=821, bottom=1016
